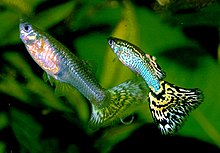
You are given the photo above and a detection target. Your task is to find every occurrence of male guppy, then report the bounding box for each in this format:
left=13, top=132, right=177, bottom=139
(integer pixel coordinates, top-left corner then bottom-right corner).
left=108, top=37, right=204, bottom=135
left=19, top=20, right=148, bottom=130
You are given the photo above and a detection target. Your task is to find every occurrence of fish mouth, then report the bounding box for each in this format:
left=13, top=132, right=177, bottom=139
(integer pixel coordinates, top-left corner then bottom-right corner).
left=107, top=37, right=118, bottom=54
left=19, top=18, right=27, bottom=33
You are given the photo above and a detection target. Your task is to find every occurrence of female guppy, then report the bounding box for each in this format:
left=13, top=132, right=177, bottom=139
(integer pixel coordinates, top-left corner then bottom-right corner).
left=108, top=37, right=204, bottom=135
left=19, top=20, right=148, bottom=130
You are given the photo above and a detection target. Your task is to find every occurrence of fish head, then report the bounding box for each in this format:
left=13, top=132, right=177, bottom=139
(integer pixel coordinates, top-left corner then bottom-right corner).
left=108, top=37, right=136, bottom=67
left=19, top=20, right=39, bottom=45
left=107, top=37, right=120, bottom=55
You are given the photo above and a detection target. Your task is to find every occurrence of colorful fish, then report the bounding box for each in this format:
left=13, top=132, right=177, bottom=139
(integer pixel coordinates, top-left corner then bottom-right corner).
left=108, top=37, right=204, bottom=135
left=19, top=20, right=148, bottom=130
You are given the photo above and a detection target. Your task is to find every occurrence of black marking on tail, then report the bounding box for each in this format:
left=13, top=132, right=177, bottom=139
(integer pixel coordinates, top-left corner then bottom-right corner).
left=149, top=81, right=204, bottom=135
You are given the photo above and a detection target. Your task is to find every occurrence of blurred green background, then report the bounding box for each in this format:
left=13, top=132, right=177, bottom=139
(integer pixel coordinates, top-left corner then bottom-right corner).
left=0, top=0, right=220, bottom=152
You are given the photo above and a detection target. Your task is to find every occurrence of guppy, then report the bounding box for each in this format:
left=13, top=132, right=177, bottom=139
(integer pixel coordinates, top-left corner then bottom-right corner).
left=19, top=20, right=148, bottom=130
left=108, top=37, right=204, bottom=135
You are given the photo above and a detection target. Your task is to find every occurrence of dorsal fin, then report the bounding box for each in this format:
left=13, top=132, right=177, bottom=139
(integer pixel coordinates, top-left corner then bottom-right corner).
left=145, top=54, right=166, bottom=80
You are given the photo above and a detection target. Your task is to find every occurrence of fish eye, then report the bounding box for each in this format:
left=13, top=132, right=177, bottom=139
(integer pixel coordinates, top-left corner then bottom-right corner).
left=108, top=39, right=114, bottom=45
left=23, top=24, right=32, bottom=33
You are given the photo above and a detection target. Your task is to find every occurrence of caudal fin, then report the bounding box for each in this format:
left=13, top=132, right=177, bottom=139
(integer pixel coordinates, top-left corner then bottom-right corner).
left=88, top=80, right=148, bottom=130
left=149, top=81, right=204, bottom=135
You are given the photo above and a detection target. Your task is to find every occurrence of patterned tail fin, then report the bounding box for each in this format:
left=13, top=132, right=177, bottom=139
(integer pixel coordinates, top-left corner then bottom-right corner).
left=149, top=81, right=204, bottom=135
left=88, top=80, right=148, bottom=130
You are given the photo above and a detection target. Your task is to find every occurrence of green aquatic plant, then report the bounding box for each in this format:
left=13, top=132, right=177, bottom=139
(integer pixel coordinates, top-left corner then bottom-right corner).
left=0, top=0, right=220, bottom=153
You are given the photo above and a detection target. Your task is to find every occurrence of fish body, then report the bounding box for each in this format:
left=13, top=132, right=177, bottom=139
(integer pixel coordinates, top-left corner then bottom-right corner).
left=19, top=20, right=149, bottom=130
left=108, top=37, right=166, bottom=93
left=108, top=37, right=204, bottom=135
left=20, top=21, right=106, bottom=103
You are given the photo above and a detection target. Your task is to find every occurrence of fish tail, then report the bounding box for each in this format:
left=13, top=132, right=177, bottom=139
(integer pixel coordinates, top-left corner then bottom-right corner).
left=149, top=81, right=204, bottom=135
left=88, top=80, right=148, bottom=130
